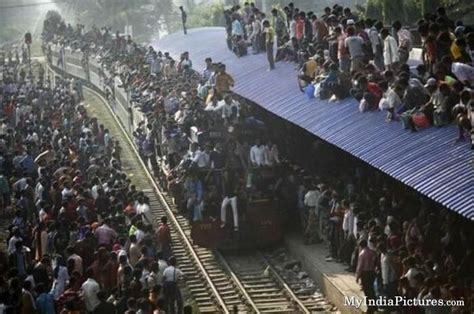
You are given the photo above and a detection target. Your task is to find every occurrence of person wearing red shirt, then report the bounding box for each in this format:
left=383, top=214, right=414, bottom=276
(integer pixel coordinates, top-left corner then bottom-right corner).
left=56, top=276, right=84, bottom=312
left=295, top=15, right=304, bottom=43
left=357, top=76, right=383, bottom=111
left=157, top=216, right=172, bottom=261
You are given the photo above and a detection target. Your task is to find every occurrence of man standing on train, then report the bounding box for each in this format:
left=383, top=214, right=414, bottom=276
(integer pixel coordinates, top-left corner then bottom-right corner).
left=263, top=20, right=275, bottom=70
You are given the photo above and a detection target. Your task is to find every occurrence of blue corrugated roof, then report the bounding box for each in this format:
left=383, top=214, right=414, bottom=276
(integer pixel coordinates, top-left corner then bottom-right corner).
left=154, top=27, right=474, bottom=220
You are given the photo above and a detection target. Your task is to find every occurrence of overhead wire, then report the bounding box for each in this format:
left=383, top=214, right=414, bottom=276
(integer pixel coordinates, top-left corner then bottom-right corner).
left=0, top=1, right=59, bottom=10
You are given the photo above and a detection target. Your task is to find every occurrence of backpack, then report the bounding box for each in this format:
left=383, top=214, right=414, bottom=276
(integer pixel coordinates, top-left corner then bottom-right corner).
left=412, top=112, right=430, bottom=130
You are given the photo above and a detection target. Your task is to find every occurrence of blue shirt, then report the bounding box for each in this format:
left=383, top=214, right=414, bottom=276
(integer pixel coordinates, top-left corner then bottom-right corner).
left=77, top=205, right=88, bottom=220
left=321, top=71, right=338, bottom=87
left=15, top=251, right=26, bottom=276
left=232, top=20, right=244, bottom=36
left=19, top=154, right=35, bottom=174
left=192, top=179, right=203, bottom=201
left=36, top=293, right=55, bottom=314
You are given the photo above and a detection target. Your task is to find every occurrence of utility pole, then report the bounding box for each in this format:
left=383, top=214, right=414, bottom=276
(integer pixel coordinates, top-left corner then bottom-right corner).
left=24, top=32, right=32, bottom=77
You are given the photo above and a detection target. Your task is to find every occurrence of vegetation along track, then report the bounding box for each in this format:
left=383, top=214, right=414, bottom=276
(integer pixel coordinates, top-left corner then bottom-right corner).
left=49, top=64, right=324, bottom=313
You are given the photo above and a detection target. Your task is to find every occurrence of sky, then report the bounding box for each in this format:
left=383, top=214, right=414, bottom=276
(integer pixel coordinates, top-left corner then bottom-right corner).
left=0, top=0, right=64, bottom=46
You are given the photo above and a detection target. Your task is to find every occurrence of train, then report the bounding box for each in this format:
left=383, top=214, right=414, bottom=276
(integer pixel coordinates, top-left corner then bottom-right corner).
left=47, top=45, right=284, bottom=250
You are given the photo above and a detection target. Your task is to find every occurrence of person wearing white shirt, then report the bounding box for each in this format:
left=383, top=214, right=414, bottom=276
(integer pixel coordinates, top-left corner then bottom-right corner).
left=180, top=52, right=192, bottom=70
left=163, top=265, right=184, bottom=283
left=263, top=143, right=272, bottom=166
left=262, top=141, right=280, bottom=166
left=202, top=57, right=213, bottom=81
left=289, top=16, right=297, bottom=39
left=192, top=147, right=210, bottom=168
left=381, top=28, right=399, bottom=70
left=304, top=186, right=320, bottom=208
left=136, top=196, right=153, bottom=225
left=7, top=232, right=22, bottom=254
left=249, top=16, right=262, bottom=53
left=249, top=139, right=265, bottom=167
left=162, top=256, right=184, bottom=313
left=379, top=243, right=398, bottom=298
left=149, top=52, right=162, bottom=75
left=352, top=211, right=360, bottom=240
left=204, top=97, right=219, bottom=112
left=51, top=261, right=69, bottom=300
left=403, top=257, right=421, bottom=288
left=81, top=269, right=100, bottom=312
left=180, top=142, right=199, bottom=167
left=91, top=182, right=100, bottom=200
left=26, top=131, right=39, bottom=144
left=342, top=203, right=355, bottom=238
left=103, top=129, right=111, bottom=148
left=206, top=64, right=218, bottom=87
left=148, top=252, right=168, bottom=287
left=61, top=183, right=73, bottom=200
left=66, top=246, right=83, bottom=276
left=135, top=224, right=146, bottom=244
left=34, top=181, right=45, bottom=203
left=303, top=184, right=321, bottom=243
left=270, top=144, right=281, bottom=165
left=451, top=62, right=474, bottom=85
left=217, top=95, right=240, bottom=121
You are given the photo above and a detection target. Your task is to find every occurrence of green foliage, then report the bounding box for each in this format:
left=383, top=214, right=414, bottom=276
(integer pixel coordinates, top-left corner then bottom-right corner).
left=45, top=11, right=63, bottom=25
left=63, top=0, right=176, bottom=41
left=361, top=0, right=472, bottom=25
left=442, top=0, right=474, bottom=24
left=188, top=2, right=226, bottom=28
left=0, top=26, right=22, bottom=44
left=364, top=0, right=382, bottom=21
left=363, top=0, right=412, bottom=24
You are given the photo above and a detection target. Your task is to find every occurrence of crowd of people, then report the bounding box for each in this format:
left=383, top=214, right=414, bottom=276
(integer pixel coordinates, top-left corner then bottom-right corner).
left=224, top=3, right=474, bottom=148
left=0, top=14, right=206, bottom=314
left=225, top=2, right=474, bottom=312
left=0, top=4, right=472, bottom=314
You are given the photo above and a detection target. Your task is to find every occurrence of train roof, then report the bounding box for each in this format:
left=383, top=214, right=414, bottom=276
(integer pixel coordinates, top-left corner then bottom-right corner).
left=154, top=27, right=474, bottom=220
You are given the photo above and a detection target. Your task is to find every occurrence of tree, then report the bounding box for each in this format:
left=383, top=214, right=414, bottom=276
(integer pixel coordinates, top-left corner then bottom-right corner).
left=187, top=2, right=226, bottom=28
left=363, top=0, right=473, bottom=25
left=63, top=0, right=177, bottom=41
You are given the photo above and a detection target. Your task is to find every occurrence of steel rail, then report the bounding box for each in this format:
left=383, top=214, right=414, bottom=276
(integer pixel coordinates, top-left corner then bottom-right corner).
left=47, top=62, right=230, bottom=313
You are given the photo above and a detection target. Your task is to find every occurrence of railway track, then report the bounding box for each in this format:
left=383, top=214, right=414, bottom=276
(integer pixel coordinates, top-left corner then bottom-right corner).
left=49, top=63, right=332, bottom=313
left=218, top=251, right=311, bottom=313
left=80, top=87, right=237, bottom=313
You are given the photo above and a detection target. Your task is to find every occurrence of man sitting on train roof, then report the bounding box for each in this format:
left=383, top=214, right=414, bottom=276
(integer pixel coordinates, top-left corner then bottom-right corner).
left=215, top=63, right=235, bottom=95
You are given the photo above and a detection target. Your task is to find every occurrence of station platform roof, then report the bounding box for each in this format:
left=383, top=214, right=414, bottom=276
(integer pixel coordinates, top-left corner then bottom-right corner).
left=155, top=27, right=474, bottom=220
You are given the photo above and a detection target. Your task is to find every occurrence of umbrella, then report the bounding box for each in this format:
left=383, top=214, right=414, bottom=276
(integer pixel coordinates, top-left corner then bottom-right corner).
left=34, top=150, right=55, bottom=164
left=53, top=166, right=71, bottom=178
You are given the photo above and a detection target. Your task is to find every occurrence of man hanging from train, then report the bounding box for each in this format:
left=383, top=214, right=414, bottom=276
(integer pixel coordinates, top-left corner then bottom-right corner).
left=220, top=170, right=242, bottom=231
